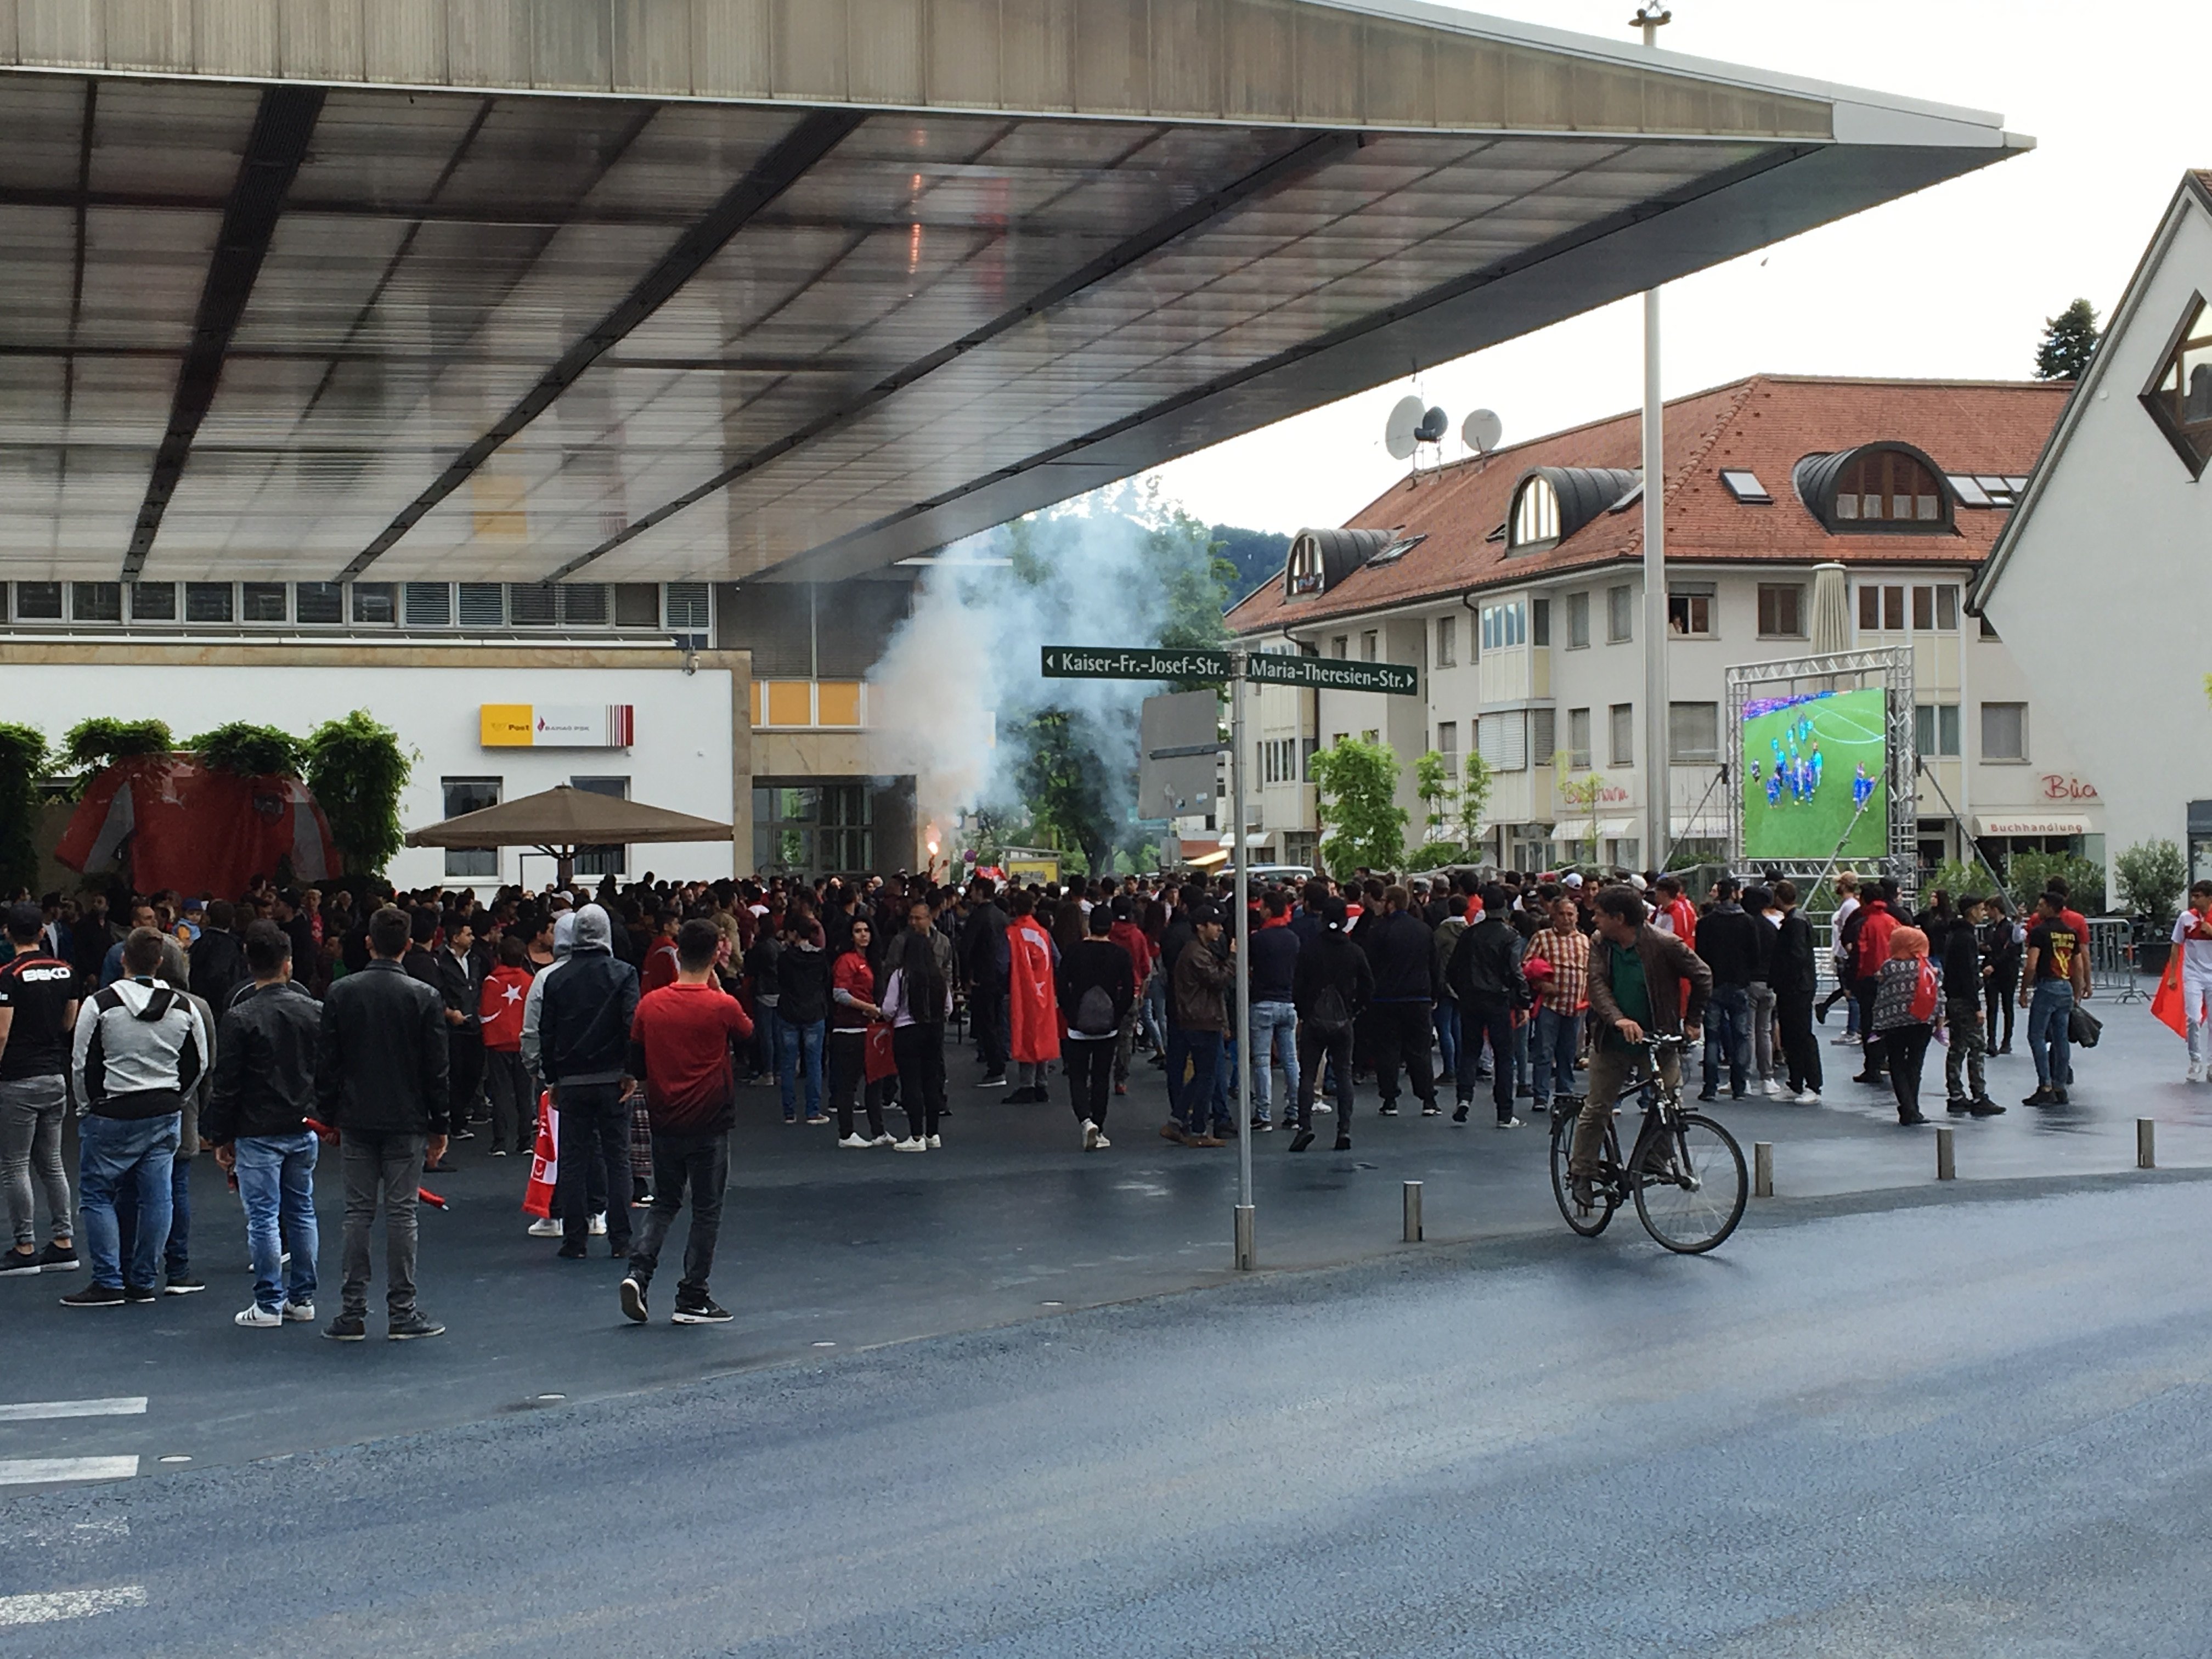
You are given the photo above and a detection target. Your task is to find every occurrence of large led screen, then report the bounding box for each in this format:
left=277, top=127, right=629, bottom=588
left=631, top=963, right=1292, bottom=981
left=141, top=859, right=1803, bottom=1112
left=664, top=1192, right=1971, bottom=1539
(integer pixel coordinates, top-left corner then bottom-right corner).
left=1741, top=686, right=1887, bottom=862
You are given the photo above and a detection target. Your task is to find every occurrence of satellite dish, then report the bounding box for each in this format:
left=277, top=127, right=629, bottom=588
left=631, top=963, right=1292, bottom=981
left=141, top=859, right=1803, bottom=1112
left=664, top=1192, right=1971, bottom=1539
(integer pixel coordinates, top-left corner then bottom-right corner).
left=1384, top=396, right=1424, bottom=460
left=1462, top=409, right=1503, bottom=454
left=1414, top=405, right=1448, bottom=444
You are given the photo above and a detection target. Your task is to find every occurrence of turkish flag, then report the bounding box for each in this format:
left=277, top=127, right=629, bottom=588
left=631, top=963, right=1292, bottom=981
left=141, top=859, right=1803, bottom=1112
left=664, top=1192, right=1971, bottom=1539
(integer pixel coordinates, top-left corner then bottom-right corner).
left=523, top=1093, right=560, bottom=1217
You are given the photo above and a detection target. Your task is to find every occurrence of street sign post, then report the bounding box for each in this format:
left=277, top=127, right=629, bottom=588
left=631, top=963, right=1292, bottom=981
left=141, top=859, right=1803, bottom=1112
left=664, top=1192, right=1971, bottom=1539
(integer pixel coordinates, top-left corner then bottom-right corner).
left=1037, top=642, right=1420, bottom=1272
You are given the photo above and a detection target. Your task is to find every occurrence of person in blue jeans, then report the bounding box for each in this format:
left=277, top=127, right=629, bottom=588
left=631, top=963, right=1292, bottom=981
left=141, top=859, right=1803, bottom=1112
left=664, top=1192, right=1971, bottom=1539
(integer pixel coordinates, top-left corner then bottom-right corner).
left=1166, top=910, right=1232, bottom=1144
left=204, top=921, right=324, bottom=1327
left=63, top=928, right=208, bottom=1307
left=775, top=920, right=832, bottom=1124
left=2021, top=891, right=2084, bottom=1105
left=1245, top=893, right=1301, bottom=1128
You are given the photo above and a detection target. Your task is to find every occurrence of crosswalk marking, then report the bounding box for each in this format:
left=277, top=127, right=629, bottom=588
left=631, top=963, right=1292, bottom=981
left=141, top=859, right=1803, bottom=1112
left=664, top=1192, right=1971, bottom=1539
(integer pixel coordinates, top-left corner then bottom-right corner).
left=0, top=1586, right=148, bottom=1627
left=0, top=1396, right=148, bottom=1423
left=0, top=1456, right=140, bottom=1486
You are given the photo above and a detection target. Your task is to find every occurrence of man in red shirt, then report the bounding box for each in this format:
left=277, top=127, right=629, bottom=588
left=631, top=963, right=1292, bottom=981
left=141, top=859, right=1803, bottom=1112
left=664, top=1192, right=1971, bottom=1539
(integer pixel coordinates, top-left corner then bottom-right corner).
left=620, top=919, right=753, bottom=1327
left=640, top=909, right=683, bottom=994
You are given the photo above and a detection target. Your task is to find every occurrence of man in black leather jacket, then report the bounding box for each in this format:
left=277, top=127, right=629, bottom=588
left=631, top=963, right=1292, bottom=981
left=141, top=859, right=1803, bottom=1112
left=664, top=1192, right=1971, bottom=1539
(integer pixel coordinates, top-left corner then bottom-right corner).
left=315, top=906, right=449, bottom=1342
left=1445, top=884, right=1530, bottom=1127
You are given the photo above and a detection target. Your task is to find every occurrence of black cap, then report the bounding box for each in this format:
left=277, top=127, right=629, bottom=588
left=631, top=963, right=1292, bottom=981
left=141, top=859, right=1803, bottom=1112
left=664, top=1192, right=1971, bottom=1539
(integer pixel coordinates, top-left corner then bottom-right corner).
left=5, top=902, right=43, bottom=941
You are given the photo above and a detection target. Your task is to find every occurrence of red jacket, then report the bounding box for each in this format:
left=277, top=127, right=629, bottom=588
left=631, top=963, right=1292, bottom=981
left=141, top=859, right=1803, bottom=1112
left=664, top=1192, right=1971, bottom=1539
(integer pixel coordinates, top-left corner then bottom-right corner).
left=1854, top=900, right=1899, bottom=981
left=642, top=939, right=681, bottom=994
left=1108, top=919, right=1153, bottom=981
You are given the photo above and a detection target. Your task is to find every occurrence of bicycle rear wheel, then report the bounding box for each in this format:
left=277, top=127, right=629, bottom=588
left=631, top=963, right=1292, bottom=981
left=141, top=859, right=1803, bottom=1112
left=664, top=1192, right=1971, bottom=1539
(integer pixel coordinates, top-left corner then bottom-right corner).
left=1632, top=1112, right=1746, bottom=1254
left=1549, top=1102, right=1616, bottom=1237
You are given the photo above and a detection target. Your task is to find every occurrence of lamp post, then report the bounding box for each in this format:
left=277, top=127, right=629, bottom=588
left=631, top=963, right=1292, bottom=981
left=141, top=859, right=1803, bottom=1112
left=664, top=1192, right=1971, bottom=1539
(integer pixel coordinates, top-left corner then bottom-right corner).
left=1634, top=3, right=1672, bottom=874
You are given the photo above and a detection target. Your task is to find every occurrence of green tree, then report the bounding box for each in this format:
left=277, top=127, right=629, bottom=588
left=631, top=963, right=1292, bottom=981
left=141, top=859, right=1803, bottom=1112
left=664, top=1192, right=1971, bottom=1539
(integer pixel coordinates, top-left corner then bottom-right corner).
left=1457, top=751, right=1494, bottom=852
left=1413, top=749, right=1455, bottom=849
left=1308, top=736, right=1406, bottom=877
left=1930, top=856, right=2000, bottom=903
left=188, top=721, right=306, bottom=778
left=1014, top=708, right=1116, bottom=876
left=2114, top=838, right=2186, bottom=928
left=303, top=710, right=413, bottom=878
left=2006, top=848, right=2106, bottom=915
left=0, top=723, right=49, bottom=898
left=62, top=717, right=172, bottom=775
left=2035, top=297, right=2100, bottom=382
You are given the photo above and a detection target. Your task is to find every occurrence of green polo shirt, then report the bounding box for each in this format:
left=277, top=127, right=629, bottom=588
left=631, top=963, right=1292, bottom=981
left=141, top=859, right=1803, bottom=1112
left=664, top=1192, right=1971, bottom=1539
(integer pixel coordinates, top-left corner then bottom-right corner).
left=1604, top=944, right=1652, bottom=1051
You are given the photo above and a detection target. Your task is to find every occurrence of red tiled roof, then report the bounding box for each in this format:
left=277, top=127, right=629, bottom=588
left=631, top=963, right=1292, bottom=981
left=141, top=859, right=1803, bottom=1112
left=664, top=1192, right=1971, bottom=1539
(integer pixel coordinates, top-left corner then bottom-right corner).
left=1228, top=374, right=2069, bottom=635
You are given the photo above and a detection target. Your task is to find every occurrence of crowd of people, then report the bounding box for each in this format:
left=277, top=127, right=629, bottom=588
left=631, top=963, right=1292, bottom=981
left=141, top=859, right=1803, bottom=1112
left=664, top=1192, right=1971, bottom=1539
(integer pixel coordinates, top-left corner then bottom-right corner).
left=0, top=857, right=2100, bottom=1336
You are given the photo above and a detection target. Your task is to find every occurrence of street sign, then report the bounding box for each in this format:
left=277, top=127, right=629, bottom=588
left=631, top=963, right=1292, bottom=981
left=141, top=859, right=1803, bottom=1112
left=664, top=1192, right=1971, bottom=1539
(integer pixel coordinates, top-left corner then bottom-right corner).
left=1139, top=690, right=1218, bottom=817
left=1040, top=645, right=1231, bottom=681
left=1040, top=645, right=1417, bottom=695
left=1244, top=653, right=1419, bottom=696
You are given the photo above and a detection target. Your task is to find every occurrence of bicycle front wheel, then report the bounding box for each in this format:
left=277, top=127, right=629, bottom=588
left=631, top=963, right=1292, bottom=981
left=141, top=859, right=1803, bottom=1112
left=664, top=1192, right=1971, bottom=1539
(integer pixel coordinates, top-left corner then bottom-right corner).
left=1632, top=1113, right=1746, bottom=1254
left=1549, top=1101, right=1616, bottom=1237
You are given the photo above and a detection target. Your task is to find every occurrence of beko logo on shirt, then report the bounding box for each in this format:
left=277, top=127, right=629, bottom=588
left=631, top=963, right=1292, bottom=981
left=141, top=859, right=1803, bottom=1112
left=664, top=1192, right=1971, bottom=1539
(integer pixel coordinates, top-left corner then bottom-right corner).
left=12, top=965, right=72, bottom=983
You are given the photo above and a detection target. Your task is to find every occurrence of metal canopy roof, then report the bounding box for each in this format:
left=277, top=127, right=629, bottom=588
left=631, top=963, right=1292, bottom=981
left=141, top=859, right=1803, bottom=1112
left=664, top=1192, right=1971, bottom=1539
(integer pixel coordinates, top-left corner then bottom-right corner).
left=0, top=0, right=2028, bottom=587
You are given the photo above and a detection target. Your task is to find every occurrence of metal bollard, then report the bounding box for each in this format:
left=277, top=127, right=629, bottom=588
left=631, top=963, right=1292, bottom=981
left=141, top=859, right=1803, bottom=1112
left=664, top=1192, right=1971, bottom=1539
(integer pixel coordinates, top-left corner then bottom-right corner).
left=1234, top=1204, right=1256, bottom=1271
left=2138, top=1118, right=2156, bottom=1170
left=1403, top=1181, right=1424, bottom=1242
left=1936, top=1125, right=1955, bottom=1181
left=1753, top=1141, right=1773, bottom=1199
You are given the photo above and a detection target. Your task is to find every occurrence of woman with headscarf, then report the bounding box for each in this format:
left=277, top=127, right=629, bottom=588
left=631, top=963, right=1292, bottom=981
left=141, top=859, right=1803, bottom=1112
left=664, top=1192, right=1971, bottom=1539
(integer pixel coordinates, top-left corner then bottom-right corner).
left=1870, top=924, right=1939, bottom=1126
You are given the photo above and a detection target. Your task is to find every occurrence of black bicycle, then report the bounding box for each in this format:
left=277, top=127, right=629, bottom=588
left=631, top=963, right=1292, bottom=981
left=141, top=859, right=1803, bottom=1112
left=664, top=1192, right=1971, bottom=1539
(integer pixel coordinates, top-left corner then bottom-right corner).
left=1548, top=1033, right=1747, bottom=1254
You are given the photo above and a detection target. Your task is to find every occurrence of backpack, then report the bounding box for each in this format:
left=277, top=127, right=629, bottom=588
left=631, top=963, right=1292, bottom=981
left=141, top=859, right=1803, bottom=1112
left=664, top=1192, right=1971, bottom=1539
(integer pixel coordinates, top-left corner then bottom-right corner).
left=1306, top=982, right=1352, bottom=1037
left=1073, top=983, right=1118, bottom=1037
left=1908, top=958, right=1939, bottom=1023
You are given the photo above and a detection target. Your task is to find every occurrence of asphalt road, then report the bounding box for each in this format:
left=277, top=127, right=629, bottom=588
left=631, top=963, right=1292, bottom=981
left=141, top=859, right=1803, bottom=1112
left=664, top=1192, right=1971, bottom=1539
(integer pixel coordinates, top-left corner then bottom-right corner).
left=7, top=1176, right=2212, bottom=1657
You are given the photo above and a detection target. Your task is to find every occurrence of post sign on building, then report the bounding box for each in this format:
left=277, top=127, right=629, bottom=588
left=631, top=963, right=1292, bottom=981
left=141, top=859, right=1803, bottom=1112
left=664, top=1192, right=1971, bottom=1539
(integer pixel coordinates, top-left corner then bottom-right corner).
left=479, top=704, right=635, bottom=748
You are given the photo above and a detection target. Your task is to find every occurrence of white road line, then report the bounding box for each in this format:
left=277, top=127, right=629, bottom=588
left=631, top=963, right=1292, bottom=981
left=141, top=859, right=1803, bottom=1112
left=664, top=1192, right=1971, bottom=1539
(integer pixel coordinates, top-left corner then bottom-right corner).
left=0, top=1586, right=148, bottom=1627
left=0, top=1456, right=140, bottom=1486
left=0, top=1397, right=148, bottom=1422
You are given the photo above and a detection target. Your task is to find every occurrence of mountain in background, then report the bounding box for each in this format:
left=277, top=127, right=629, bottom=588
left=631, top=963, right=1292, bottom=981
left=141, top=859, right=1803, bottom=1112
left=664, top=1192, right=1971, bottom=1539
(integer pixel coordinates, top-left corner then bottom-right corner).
left=1210, top=525, right=1290, bottom=608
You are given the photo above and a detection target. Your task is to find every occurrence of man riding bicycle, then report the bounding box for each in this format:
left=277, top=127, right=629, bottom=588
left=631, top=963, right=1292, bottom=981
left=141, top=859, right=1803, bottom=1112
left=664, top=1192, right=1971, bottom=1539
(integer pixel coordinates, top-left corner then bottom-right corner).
left=1572, top=885, right=1713, bottom=1207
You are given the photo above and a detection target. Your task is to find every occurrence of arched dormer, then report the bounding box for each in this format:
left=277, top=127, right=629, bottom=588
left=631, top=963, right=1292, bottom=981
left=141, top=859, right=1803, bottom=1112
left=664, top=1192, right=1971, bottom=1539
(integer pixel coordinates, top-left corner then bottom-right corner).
left=1793, top=442, right=1954, bottom=533
left=1505, top=467, right=1640, bottom=553
left=1283, top=527, right=1392, bottom=597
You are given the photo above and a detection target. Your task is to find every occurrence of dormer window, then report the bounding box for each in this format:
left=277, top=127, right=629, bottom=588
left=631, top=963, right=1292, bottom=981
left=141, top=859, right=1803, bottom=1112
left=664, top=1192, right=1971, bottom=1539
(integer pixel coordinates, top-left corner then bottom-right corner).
left=2142, top=291, right=2212, bottom=477
left=1510, top=476, right=1560, bottom=549
left=1286, top=535, right=1325, bottom=595
left=1793, top=443, right=1955, bottom=534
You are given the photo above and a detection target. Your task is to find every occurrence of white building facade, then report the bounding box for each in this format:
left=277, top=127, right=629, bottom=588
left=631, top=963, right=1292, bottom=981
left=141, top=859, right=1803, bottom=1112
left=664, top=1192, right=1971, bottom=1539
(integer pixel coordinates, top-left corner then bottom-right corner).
left=1231, top=375, right=2104, bottom=880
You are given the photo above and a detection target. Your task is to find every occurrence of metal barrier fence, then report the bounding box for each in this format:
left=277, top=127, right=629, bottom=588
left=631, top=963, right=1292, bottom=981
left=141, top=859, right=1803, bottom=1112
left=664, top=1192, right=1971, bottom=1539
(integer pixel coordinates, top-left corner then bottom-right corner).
left=2087, top=917, right=2147, bottom=1003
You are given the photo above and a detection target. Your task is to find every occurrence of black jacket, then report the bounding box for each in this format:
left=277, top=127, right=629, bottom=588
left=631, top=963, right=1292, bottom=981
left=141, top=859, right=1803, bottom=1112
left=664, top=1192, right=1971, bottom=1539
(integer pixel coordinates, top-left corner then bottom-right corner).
left=1057, top=937, right=1136, bottom=1035
left=1693, top=904, right=1762, bottom=989
left=188, top=927, right=251, bottom=1013
left=776, top=943, right=832, bottom=1026
left=538, top=922, right=641, bottom=1087
left=961, top=901, right=1009, bottom=984
left=315, top=959, right=450, bottom=1135
left=1293, top=928, right=1375, bottom=1025
left=1357, top=909, right=1435, bottom=1002
left=204, top=979, right=322, bottom=1143
left=1941, top=919, right=1985, bottom=1000
left=433, top=946, right=482, bottom=1037
left=1446, top=917, right=1527, bottom=1006
left=1769, top=912, right=1819, bottom=998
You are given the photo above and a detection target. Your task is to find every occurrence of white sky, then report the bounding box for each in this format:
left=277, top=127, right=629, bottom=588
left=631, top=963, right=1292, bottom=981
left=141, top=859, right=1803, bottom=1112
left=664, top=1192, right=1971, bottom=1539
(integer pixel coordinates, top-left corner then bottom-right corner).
left=1149, top=0, right=2196, bottom=533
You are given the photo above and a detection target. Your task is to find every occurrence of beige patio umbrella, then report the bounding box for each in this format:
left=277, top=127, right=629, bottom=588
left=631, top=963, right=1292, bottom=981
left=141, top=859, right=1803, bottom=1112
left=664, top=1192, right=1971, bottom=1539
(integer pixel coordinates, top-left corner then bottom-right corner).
left=405, top=783, right=733, bottom=887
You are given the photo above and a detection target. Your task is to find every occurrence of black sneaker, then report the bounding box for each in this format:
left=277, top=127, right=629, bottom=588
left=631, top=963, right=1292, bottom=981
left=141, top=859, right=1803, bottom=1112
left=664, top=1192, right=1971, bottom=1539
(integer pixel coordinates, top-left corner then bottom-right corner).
left=1377, top=1102, right=1398, bottom=1117
left=0, top=1249, right=41, bottom=1276
left=1452, top=1103, right=1470, bottom=1124
left=387, top=1311, right=446, bottom=1341
left=1420, top=1103, right=1442, bottom=1117
left=620, top=1277, right=649, bottom=1324
left=1697, top=1090, right=1718, bottom=1103
left=35, top=1243, right=79, bottom=1271
left=164, top=1273, right=205, bottom=1296
left=555, top=1243, right=588, bottom=1260
left=2053, top=1087, right=2070, bottom=1105
left=1333, top=1133, right=1352, bottom=1152
left=453, top=1128, right=476, bottom=1141
left=323, top=1312, right=368, bottom=1341
left=2022, top=1086, right=2055, bottom=1106
left=59, top=1283, right=126, bottom=1308
left=671, top=1297, right=732, bottom=1325
left=1288, top=1129, right=1314, bottom=1152
left=1968, top=1098, right=2006, bottom=1116
left=121, top=1283, right=157, bottom=1304
left=1946, top=1097, right=1973, bottom=1115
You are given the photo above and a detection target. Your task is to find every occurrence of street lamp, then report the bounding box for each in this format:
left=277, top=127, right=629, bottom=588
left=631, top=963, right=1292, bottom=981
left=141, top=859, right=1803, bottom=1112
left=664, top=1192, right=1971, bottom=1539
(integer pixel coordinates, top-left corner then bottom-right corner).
left=1635, top=2, right=1672, bottom=876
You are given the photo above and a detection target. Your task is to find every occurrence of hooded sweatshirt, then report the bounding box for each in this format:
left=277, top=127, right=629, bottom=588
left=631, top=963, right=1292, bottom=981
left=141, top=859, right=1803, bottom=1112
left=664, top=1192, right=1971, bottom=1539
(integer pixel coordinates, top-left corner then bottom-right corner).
left=520, top=911, right=576, bottom=1080
left=536, top=905, right=640, bottom=1087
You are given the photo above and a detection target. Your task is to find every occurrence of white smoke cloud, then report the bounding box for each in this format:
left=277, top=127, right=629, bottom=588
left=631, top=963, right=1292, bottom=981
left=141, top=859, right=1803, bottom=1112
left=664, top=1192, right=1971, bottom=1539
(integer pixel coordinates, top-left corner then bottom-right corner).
left=868, top=484, right=1216, bottom=857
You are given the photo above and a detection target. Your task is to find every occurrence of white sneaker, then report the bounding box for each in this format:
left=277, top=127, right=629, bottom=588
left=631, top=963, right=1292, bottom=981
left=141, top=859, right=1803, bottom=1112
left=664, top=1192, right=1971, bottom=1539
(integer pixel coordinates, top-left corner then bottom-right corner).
left=281, top=1300, right=315, bottom=1322
left=1798, top=1089, right=1821, bottom=1106
left=891, top=1136, right=928, bottom=1152
left=870, top=1133, right=896, bottom=1147
left=1763, top=1078, right=1787, bottom=1098
left=838, top=1133, right=872, bottom=1149
left=1495, top=1116, right=1523, bottom=1130
left=1092, top=1130, right=1111, bottom=1149
left=1081, top=1119, right=1101, bottom=1150
left=234, top=1304, right=283, bottom=1328
left=926, top=1134, right=942, bottom=1149
left=588, top=1212, right=608, bottom=1237
left=527, top=1217, right=562, bottom=1238
left=2190, top=1061, right=2206, bottom=1084
left=1312, top=1102, right=1333, bottom=1115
